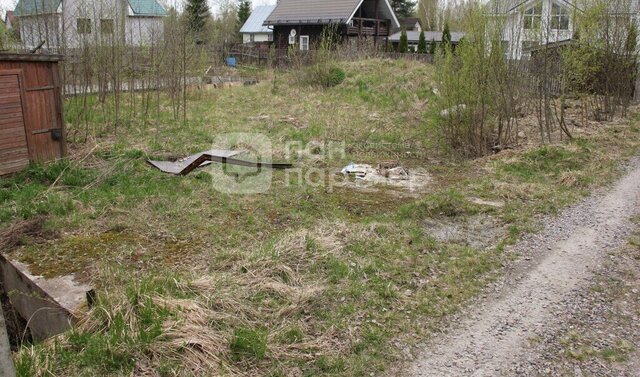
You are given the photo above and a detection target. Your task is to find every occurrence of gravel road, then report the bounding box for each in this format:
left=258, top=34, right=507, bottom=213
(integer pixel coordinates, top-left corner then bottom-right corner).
left=408, top=157, right=640, bottom=376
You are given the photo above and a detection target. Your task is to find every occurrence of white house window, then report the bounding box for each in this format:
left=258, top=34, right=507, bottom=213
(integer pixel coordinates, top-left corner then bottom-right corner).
left=523, top=3, right=542, bottom=30
left=551, top=3, right=570, bottom=30
left=77, top=18, right=92, bottom=34
left=101, top=19, right=114, bottom=34
left=300, top=35, right=309, bottom=51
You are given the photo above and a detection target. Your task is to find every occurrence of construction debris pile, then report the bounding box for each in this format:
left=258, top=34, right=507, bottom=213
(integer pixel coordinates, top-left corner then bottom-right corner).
left=340, top=161, right=431, bottom=191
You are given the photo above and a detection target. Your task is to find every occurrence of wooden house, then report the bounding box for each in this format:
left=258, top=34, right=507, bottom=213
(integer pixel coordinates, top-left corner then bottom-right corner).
left=263, top=0, right=400, bottom=50
left=0, top=53, right=66, bottom=175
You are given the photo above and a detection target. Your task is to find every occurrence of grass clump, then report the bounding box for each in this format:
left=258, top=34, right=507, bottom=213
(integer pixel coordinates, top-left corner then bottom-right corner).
left=399, top=189, right=474, bottom=219
left=230, top=328, right=268, bottom=360
left=302, top=63, right=346, bottom=88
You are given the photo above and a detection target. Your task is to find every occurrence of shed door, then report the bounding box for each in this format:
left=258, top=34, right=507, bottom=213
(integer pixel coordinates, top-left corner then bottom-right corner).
left=19, top=61, right=65, bottom=162
left=0, top=70, right=29, bottom=175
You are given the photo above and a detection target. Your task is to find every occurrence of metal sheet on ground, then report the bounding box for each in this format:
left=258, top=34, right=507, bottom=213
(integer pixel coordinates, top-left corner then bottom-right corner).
left=148, top=149, right=241, bottom=175
left=148, top=149, right=293, bottom=176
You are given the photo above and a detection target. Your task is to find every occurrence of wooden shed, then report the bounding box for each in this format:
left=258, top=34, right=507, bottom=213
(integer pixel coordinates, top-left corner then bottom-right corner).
left=0, top=53, right=66, bottom=176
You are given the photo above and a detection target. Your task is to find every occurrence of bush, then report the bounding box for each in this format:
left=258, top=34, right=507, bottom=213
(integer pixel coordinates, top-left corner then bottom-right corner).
left=417, top=31, right=427, bottom=54
left=302, top=63, right=345, bottom=88
left=398, top=29, right=409, bottom=53
left=327, top=66, right=346, bottom=86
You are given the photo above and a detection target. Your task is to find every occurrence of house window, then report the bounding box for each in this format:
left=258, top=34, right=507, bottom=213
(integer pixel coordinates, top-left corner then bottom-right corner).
left=101, top=19, right=114, bottom=34
left=551, top=3, right=570, bottom=30
left=77, top=18, right=92, bottom=34
left=268, top=33, right=273, bottom=42
left=300, top=35, right=309, bottom=51
left=250, top=33, right=255, bottom=42
left=523, top=2, right=542, bottom=30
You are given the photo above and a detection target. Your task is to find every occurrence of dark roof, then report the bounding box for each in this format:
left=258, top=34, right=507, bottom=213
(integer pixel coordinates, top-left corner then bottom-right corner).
left=399, top=17, right=421, bottom=28
left=264, top=0, right=400, bottom=28
left=388, top=30, right=465, bottom=43
left=0, top=53, right=63, bottom=62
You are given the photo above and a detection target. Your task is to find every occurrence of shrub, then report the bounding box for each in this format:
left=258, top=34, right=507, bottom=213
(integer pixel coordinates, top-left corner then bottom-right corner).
left=302, top=63, right=345, bottom=88
left=398, top=29, right=409, bottom=53
left=417, top=31, right=427, bottom=54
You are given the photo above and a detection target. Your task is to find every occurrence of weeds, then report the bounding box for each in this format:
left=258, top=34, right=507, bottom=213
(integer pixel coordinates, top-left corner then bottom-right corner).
left=4, top=58, right=640, bottom=376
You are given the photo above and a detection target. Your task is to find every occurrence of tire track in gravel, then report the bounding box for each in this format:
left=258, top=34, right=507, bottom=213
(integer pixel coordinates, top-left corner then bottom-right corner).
left=408, top=157, right=640, bottom=377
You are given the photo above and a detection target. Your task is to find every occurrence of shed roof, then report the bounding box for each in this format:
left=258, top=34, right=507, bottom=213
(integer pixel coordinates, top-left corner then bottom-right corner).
left=388, top=30, right=465, bottom=43
left=240, top=5, right=276, bottom=34
left=264, top=0, right=400, bottom=28
left=0, top=53, right=63, bottom=62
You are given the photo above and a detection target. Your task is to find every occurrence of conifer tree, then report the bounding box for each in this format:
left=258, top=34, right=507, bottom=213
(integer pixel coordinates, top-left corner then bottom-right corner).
left=185, top=0, right=211, bottom=33
left=399, top=28, right=409, bottom=53
left=391, top=0, right=417, bottom=18
left=417, top=30, right=427, bottom=53
left=237, top=1, right=252, bottom=30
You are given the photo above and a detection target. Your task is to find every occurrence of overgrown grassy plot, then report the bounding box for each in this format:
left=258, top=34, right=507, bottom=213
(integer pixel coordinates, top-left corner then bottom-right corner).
left=2, top=59, right=640, bottom=376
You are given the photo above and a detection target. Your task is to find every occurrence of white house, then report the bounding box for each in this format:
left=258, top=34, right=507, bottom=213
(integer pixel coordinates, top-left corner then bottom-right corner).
left=4, top=11, right=16, bottom=30
left=239, top=5, right=275, bottom=44
left=14, top=0, right=167, bottom=50
left=491, top=0, right=639, bottom=59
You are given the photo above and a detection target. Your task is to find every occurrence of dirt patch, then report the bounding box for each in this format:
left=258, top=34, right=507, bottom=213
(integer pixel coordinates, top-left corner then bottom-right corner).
left=423, top=214, right=507, bottom=250
left=338, top=163, right=432, bottom=196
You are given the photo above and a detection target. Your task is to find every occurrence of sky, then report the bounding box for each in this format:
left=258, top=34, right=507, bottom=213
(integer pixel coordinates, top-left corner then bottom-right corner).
left=0, top=0, right=277, bottom=17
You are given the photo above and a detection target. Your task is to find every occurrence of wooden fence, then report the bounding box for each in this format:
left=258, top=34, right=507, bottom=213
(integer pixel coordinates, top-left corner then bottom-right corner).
left=227, top=45, right=434, bottom=67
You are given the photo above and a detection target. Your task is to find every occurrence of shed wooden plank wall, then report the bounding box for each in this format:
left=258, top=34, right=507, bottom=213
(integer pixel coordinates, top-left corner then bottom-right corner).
left=0, top=55, right=66, bottom=175
left=0, top=70, right=29, bottom=176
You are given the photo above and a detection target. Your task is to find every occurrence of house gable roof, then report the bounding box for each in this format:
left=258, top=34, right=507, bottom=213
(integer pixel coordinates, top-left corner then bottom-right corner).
left=14, top=0, right=61, bottom=16
left=240, top=5, right=276, bottom=34
left=127, top=0, right=168, bottom=17
left=399, top=17, right=421, bottom=28
left=14, top=0, right=167, bottom=17
left=264, top=0, right=400, bottom=28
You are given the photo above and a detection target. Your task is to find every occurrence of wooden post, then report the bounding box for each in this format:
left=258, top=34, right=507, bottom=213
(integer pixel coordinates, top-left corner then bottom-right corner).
left=374, top=0, right=379, bottom=45
left=358, top=6, right=362, bottom=38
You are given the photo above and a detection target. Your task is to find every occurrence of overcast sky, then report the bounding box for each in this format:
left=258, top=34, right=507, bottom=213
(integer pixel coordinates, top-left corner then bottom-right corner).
left=1, top=0, right=278, bottom=18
